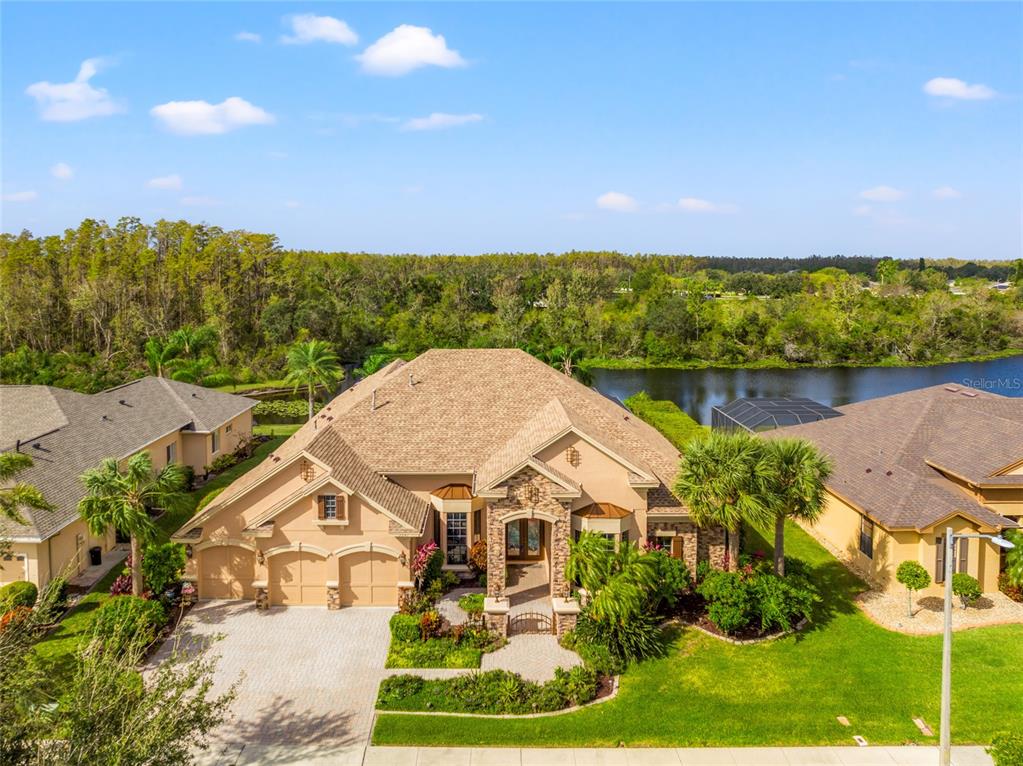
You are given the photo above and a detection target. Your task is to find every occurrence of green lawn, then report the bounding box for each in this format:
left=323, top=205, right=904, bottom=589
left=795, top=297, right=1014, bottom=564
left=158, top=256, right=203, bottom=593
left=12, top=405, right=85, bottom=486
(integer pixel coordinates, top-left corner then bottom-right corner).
left=623, top=392, right=708, bottom=449
left=254, top=423, right=302, bottom=437
left=33, top=437, right=286, bottom=683
left=211, top=379, right=289, bottom=393
left=373, top=521, right=1023, bottom=747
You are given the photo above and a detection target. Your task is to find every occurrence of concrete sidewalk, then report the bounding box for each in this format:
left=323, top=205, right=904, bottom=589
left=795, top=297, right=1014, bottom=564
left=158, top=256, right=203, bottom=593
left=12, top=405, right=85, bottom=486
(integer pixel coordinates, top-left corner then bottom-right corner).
left=200, top=744, right=992, bottom=766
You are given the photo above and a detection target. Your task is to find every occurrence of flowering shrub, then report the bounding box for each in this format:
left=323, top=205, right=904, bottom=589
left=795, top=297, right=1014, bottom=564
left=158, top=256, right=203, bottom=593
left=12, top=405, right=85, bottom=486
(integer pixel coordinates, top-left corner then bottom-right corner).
left=411, top=541, right=443, bottom=587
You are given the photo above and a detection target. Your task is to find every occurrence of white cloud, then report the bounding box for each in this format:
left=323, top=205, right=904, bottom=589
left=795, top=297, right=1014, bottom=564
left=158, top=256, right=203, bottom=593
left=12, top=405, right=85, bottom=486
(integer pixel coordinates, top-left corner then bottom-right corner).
left=932, top=185, right=962, bottom=200
left=2, top=191, right=38, bottom=202
left=596, top=192, right=639, bottom=213
left=181, top=196, right=221, bottom=206
left=357, top=25, right=466, bottom=76
left=50, top=162, right=73, bottom=180
left=235, top=31, right=262, bottom=43
left=281, top=14, right=357, bottom=45
left=852, top=204, right=873, bottom=217
left=25, top=57, right=123, bottom=122
left=284, top=200, right=301, bottom=208
left=401, top=112, right=483, bottom=131
left=923, top=77, right=996, bottom=101
left=677, top=197, right=737, bottom=214
left=151, top=97, right=275, bottom=135
left=147, top=174, right=183, bottom=191
left=859, top=185, right=905, bottom=202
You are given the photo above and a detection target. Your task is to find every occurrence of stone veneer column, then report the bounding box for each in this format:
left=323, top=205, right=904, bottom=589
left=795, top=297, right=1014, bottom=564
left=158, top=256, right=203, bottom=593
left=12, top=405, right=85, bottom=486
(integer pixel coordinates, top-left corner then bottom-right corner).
left=485, top=467, right=571, bottom=600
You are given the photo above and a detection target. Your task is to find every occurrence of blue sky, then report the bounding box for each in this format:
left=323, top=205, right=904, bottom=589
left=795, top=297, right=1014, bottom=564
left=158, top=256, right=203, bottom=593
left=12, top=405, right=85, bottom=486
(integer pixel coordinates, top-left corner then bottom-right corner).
left=2, top=2, right=1020, bottom=259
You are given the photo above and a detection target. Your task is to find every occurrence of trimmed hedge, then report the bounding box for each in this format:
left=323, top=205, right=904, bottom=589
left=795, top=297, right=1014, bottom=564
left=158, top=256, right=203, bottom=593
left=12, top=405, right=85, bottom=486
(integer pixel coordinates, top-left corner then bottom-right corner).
left=378, top=666, right=599, bottom=714
left=390, top=613, right=421, bottom=643
left=0, top=581, right=38, bottom=613
left=623, top=392, right=706, bottom=450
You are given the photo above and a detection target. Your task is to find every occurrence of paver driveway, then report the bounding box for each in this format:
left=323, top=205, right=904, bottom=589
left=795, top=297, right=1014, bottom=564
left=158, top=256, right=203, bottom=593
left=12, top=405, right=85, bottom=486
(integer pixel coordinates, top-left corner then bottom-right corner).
left=153, top=599, right=394, bottom=748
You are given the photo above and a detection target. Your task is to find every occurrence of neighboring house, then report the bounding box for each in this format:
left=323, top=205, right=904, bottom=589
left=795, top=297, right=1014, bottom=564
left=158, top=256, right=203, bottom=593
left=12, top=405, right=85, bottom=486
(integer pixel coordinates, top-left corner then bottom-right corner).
left=173, top=349, right=725, bottom=622
left=0, top=378, right=256, bottom=588
left=771, top=384, right=1021, bottom=594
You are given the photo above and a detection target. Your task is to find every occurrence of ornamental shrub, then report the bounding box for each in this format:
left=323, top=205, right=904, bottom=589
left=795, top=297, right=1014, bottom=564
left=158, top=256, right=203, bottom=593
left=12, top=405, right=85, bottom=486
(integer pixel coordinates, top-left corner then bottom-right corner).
left=646, top=548, right=691, bottom=612
left=575, top=610, right=662, bottom=664
left=412, top=541, right=443, bottom=587
left=389, top=613, right=422, bottom=643
left=143, top=542, right=187, bottom=595
left=0, top=581, right=38, bottom=612
left=92, top=595, right=167, bottom=654
left=697, top=567, right=818, bottom=635
left=0, top=581, right=38, bottom=613
left=419, top=610, right=442, bottom=641
left=952, top=573, right=982, bottom=609
left=999, top=572, right=1023, bottom=603
left=0, top=605, right=33, bottom=633
left=988, top=732, right=1023, bottom=766
left=205, top=453, right=238, bottom=475
left=468, top=540, right=488, bottom=575
left=896, top=560, right=931, bottom=618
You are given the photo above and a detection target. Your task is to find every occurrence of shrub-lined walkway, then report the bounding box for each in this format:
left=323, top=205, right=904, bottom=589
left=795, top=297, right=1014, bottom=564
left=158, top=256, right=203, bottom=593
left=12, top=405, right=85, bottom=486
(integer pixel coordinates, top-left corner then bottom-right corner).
left=32, top=437, right=286, bottom=685
left=373, top=521, right=1023, bottom=747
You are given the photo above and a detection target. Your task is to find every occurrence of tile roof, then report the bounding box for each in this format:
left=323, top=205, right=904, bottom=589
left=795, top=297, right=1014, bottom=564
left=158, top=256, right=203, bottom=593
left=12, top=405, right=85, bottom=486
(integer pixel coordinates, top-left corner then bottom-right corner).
left=770, top=383, right=1022, bottom=531
left=0, top=379, right=256, bottom=542
left=181, top=349, right=685, bottom=536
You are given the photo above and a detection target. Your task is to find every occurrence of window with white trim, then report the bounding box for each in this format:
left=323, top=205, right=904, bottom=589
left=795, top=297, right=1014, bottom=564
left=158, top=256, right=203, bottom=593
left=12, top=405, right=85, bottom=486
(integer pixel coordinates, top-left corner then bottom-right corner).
left=446, top=512, right=468, bottom=565
left=211, top=430, right=220, bottom=454
left=166, top=442, right=177, bottom=464
left=858, top=515, right=874, bottom=559
left=322, top=495, right=338, bottom=520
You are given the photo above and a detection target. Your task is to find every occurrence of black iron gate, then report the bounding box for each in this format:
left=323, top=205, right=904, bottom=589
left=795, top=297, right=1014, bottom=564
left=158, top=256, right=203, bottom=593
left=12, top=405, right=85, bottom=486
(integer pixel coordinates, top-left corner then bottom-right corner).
left=508, top=611, right=553, bottom=635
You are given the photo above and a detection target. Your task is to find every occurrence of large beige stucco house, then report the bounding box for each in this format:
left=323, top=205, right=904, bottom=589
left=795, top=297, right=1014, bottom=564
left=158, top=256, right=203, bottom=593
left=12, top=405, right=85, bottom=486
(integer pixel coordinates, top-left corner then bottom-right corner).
left=772, top=384, right=1021, bottom=595
left=0, top=378, right=256, bottom=588
left=173, top=349, right=724, bottom=628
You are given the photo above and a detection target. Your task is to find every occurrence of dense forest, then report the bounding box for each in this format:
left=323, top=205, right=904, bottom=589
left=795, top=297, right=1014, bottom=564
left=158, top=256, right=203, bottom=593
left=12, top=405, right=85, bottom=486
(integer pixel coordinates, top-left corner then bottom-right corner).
left=1, top=218, right=1021, bottom=393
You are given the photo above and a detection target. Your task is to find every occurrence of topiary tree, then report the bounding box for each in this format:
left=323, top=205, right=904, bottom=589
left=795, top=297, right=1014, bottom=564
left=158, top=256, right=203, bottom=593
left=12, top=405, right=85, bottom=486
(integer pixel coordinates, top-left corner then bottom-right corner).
left=895, top=560, right=931, bottom=618
left=951, top=572, right=982, bottom=610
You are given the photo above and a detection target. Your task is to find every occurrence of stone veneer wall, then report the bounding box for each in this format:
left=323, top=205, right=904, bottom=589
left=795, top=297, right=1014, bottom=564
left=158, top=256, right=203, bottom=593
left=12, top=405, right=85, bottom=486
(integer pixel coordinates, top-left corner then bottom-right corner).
left=647, top=519, right=727, bottom=572
left=486, top=467, right=571, bottom=600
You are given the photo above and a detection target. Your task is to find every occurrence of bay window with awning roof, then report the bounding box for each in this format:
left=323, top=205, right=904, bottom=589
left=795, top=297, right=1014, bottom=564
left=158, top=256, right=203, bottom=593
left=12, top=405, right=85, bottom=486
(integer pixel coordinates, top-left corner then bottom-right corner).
left=571, top=502, right=634, bottom=548
left=430, top=483, right=485, bottom=568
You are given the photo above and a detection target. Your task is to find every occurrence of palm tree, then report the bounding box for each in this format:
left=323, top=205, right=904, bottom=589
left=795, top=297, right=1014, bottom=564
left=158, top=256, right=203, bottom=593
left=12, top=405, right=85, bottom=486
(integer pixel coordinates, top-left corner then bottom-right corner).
left=166, top=355, right=234, bottom=388
left=566, top=532, right=659, bottom=623
left=0, top=452, right=52, bottom=526
left=1004, top=529, right=1023, bottom=587
left=143, top=336, right=182, bottom=377
left=284, top=340, right=343, bottom=421
left=168, top=325, right=217, bottom=359
left=673, top=431, right=775, bottom=570
left=78, top=452, right=188, bottom=596
left=762, top=438, right=832, bottom=576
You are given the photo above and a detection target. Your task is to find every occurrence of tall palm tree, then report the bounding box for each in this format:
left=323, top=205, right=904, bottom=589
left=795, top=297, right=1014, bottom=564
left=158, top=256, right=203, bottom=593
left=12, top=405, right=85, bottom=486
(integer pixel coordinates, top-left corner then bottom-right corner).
left=143, top=336, right=182, bottom=377
left=673, top=431, right=775, bottom=570
left=284, top=340, right=343, bottom=421
left=166, top=355, right=234, bottom=388
left=0, top=452, right=52, bottom=526
left=78, top=452, right=188, bottom=596
left=762, top=438, right=832, bottom=576
left=168, top=325, right=217, bottom=359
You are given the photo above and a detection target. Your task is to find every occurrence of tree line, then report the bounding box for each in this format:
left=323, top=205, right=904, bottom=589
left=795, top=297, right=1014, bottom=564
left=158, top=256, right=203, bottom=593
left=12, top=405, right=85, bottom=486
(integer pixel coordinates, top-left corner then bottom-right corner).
left=1, top=217, right=1021, bottom=392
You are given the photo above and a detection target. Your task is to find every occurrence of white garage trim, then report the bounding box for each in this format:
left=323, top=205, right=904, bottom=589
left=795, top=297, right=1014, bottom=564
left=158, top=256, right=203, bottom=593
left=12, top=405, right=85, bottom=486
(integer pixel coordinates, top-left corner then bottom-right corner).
left=264, top=542, right=331, bottom=559
left=332, top=541, right=403, bottom=559
left=194, top=538, right=258, bottom=554
left=499, top=509, right=561, bottom=524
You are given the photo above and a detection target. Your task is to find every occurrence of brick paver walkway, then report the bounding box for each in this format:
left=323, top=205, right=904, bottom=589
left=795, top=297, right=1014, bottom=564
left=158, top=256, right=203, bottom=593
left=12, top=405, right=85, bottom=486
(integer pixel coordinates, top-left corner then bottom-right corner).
left=153, top=600, right=395, bottom=749
left=481, top=634, right=582, bottom=682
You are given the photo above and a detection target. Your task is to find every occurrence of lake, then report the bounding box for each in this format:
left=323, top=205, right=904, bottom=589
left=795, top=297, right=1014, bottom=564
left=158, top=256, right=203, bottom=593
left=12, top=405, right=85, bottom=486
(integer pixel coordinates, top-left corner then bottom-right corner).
left=591, top=355, right=1023, bottom=425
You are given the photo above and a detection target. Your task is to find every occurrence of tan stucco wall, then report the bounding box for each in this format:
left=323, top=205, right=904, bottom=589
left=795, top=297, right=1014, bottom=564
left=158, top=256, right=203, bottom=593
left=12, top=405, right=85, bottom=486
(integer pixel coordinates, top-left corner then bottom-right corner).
left=146, top=430, right=184, bottom=472
left=809, top=490, right=1003, bottom=594
left=3, top=520, right=114, bottom=588
left=181, top=410, right=253, bottom=473
left=536, top=433, right=649, bottom=541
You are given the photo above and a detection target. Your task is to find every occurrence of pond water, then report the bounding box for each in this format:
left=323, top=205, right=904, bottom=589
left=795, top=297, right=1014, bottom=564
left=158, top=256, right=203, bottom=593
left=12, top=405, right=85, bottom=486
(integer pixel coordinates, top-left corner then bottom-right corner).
left=591, top=355, right=1023, bottom=425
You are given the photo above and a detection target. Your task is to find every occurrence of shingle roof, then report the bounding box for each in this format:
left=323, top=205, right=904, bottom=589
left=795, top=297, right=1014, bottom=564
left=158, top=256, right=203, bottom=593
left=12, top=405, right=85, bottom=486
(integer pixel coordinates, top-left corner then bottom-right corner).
left=0, top=379, right=256, bottom=541
left=180, top=349, right=685, bottom=536
left=770, top=383, right=1022, bottom=531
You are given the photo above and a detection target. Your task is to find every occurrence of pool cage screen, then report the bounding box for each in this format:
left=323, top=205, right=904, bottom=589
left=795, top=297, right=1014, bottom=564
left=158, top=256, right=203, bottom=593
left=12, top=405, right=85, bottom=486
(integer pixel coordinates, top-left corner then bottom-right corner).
left=711, top=397, right=842, bottom=433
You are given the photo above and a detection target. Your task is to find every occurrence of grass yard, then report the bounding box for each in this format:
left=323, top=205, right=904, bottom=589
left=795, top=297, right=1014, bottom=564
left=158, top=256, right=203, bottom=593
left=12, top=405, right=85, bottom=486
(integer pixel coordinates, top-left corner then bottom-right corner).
left=254, top=422, right=302, bottom=437
left=211, top=379, right=289, bottom=393
left=623, top=392, right=708, bottom=449
left=373, top=520, right=1023, bottom=747
left=33, top=436, right=286, bottom=684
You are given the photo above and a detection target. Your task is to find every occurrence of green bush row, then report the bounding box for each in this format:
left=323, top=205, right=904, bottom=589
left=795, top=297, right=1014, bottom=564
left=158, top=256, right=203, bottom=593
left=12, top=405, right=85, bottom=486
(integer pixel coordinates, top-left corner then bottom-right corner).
left=385, top=637, right=482, bottom=669
left=378, top=666, right=599, bottom=714
left=623, top=392, right=706, bottom=450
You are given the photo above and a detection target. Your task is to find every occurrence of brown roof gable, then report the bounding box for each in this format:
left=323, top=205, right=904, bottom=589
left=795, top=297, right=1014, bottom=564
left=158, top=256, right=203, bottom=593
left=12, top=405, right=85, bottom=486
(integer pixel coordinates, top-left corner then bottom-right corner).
left=771, top=383, right=1021, bottom=531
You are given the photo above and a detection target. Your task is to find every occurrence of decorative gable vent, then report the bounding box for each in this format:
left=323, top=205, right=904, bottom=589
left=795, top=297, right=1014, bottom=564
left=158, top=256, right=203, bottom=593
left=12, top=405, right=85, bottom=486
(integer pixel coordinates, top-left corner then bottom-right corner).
left=526, top=485, right=540, bottom=504
left=565, top=446, right=580, bottom=467
left=300, top=459, right=315, bottom=482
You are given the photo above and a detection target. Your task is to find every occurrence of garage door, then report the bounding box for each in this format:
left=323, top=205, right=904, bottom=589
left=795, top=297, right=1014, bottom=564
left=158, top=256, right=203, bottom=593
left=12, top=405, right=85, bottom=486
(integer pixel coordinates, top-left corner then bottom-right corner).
left=0, top=554, right=26, bottom=585
left=339, top=551, right=399, bottom=606
left=199, top=546, right=256, bottom=600
left=269, top=550, right=328, bottom=605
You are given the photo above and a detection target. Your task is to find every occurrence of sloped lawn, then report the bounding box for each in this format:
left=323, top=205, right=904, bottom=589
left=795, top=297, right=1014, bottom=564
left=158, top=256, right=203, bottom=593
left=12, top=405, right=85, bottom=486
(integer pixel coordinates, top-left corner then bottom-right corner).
left=33, top=437, right=287, bottom=685
left=373, top=521, right=1023, bottom=747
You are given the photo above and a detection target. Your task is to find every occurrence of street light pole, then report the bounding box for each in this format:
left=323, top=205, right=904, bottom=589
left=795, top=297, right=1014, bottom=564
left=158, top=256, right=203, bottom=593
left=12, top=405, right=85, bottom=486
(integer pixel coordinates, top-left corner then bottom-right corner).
left=938, top=529, right=1015, bottom=766
left=939, top=527, right=954, bottom=766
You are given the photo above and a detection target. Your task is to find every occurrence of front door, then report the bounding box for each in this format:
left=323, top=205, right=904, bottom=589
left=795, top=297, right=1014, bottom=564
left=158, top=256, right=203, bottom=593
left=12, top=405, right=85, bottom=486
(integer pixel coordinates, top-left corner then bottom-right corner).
left=506, top=519, right=543, bottom=561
